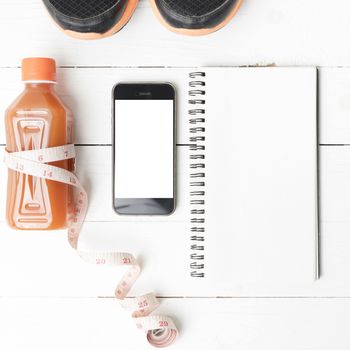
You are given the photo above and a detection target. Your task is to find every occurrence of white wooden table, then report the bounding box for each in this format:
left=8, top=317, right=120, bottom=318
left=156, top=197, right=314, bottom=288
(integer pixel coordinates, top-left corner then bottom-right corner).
left=1, top=1, right=350, bottom=349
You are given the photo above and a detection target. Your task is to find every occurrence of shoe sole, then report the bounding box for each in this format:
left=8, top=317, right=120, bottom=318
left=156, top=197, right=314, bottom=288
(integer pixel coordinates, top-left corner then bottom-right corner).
left=44, top=0, right=139, bottom=40
left=149, top=0, right=243, bottom=36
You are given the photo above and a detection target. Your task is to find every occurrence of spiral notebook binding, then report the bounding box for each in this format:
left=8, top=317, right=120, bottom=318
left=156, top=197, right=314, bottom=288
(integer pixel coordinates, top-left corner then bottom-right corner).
left=189, top=71, right=206, bottom=278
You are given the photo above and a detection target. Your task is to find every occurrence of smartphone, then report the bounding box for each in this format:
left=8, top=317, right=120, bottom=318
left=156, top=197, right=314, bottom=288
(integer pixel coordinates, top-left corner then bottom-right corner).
left=112, top=83, right=176, bottom=215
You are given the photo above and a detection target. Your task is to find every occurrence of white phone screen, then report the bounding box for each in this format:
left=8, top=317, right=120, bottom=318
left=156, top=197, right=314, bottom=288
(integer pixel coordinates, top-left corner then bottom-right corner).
left=114, top=99, right=174, bottom=199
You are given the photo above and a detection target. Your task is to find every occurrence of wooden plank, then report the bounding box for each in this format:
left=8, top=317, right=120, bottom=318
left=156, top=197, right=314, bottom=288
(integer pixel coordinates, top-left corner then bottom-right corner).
left=320, top=146, right=350, bottom=223
left=319, top=68, right=350, bottom=145
left=1, top=1, right=350, bottom=67
left=1, top=220, right=350, bottom=297
left=0, top=297, right=350, bottom=350
left=0, top=146, right=350, bottom=296
left=0, top=67, right=192, bottom=145
left=0, top=67, right=347, bottom=145
left=1, top=145, right=348, bottom=223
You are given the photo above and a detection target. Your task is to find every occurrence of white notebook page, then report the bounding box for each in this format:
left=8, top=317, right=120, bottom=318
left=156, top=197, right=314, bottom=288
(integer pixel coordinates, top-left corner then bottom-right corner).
left=203, top=67, right=318, bottom=291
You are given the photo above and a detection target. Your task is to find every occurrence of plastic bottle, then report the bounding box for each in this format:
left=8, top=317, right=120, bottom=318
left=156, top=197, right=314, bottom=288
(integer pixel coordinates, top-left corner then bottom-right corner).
left=5, top=57, right=74, bottom=230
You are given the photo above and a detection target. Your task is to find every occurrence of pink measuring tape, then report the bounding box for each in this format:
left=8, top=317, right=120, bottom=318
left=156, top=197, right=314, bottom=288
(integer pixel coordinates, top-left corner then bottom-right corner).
left=3, top=144, right=178, bottom=348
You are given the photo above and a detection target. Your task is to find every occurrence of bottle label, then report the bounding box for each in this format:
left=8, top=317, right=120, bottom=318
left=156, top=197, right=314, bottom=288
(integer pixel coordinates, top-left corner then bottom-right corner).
left=3, top=144, right=178, bottom=347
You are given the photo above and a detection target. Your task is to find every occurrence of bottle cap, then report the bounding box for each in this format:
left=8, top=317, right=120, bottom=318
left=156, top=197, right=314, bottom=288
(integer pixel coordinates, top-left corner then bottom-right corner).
left=22, top=57, right=57, bottom=83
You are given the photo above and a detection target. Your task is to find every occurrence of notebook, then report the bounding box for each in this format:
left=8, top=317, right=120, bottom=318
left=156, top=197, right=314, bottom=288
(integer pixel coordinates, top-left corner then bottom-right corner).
left=79, top=67, right=318, bottom=297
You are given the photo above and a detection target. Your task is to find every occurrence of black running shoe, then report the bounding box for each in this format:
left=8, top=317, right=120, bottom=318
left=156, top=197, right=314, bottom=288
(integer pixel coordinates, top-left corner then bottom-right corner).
left=150, top=0, right=243, bottom=35
left=42, top=0, right=138, bottom=39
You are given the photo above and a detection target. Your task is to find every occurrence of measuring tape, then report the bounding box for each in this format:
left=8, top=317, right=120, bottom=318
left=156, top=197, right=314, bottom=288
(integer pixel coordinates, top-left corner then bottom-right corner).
left=3, top=144, right=178, bottom=348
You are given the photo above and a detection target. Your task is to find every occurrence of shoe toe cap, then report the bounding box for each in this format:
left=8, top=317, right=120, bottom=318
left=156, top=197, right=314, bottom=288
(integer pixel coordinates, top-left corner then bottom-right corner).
left=43, top=0, right=127, bottom=34
left=154, top=0, right=240, bottom=30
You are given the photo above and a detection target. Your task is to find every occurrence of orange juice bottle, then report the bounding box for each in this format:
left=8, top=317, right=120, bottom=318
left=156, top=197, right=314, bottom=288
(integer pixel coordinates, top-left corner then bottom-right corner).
left=5, top=58, right=74, bottom=230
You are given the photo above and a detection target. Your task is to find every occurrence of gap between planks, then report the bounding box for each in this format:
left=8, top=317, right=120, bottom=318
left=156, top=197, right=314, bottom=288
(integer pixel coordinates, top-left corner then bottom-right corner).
left=1, top=144, right=349, bottom=147
left=1, top=295, right=350, bottom=299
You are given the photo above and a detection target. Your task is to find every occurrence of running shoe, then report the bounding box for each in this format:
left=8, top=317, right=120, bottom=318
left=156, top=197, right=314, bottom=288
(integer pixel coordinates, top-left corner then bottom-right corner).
left=150, top=0, right=243, bottom=35
left=42, top=0, right=138, bottom=39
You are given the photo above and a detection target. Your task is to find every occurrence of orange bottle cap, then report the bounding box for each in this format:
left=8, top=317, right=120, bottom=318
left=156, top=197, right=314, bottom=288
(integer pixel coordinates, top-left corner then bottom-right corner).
left=22, top=57, right=57, bottom=83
